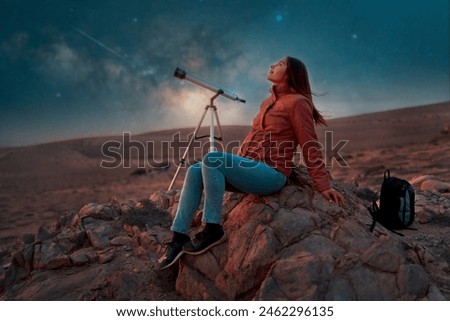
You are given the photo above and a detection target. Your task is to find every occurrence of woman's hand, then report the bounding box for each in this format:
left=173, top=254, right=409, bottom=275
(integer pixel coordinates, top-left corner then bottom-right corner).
left=321, top=188, right=345, bottom=206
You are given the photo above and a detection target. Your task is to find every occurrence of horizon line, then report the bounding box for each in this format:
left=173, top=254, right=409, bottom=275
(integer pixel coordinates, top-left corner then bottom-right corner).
left=1, top=100, right=448, bottom=149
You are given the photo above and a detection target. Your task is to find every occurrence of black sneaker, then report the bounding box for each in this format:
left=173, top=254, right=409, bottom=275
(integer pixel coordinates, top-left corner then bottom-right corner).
left=158, top=233, right=189, bottom=270
left=183, top=224, right=226, bottom=255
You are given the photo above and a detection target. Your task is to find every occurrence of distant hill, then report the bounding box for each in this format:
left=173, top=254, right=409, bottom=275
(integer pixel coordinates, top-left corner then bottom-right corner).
left=317, top=101, right=450, bottom=152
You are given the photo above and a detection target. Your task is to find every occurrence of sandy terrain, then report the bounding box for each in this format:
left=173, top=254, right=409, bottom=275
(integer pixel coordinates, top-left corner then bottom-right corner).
left=0, top=101, right=449, bottom=251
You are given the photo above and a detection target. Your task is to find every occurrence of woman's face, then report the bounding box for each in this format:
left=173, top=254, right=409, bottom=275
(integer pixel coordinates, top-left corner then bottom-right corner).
left=267, top=57, right=288, bottom=85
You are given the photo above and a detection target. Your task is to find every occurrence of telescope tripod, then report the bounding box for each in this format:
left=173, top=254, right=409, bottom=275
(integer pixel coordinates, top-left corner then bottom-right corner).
left=168, top=91, right=225, bottom=191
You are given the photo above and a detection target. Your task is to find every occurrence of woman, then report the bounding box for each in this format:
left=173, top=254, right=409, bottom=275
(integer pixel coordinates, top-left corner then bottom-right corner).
left=159, top=56, right=345, bottom=270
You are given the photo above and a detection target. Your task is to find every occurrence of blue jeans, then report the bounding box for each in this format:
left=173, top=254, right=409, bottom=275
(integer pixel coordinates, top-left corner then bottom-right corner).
left=171, top=151, right=287, bottom=234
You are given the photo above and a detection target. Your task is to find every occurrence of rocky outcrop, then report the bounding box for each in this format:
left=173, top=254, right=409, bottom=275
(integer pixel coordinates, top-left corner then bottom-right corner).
left=0, top=199, right=181, bottom=300
left=1, top=167, right=449, bottom=300
left=155, top=167, right=450, bottom=301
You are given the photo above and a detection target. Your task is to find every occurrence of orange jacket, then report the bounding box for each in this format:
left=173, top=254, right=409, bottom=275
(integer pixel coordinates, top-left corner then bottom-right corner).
left=238, top=84, right=331, bottom=192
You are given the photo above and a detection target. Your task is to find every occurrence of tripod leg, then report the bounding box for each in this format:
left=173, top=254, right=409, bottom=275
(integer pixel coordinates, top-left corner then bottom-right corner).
left=213, top=107, right=225, bottom=151
left=168, top=106, right=209, bottom=191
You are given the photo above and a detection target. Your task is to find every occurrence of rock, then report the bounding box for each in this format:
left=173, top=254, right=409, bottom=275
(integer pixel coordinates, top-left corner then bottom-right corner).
left=70, top=248, right=97, bottom=266
left=56, top=211, right=77, bottom=230
left=347, top=262, right=398, bottom=300
left=420, top=180, right=450, bottom=194
left=324, top=277, right=356, bottom=300
left=111, top=236, right=131, bottom=246
left=330, top=219, right=376, bottom=254
left=409, top=175, right=437, bottom=188
left=360, top=238, right=405, bottom=272
left=397, top=264, right=429, bottom=299
left=35, top=240, right=71, bottom=270
left=36, top=225, right=52, bottom=243
left=55, top=228, right=85, bottom=253
left=149, top=190, right=179, bottom=211
left=410, top=175, right=450, bottom=194
left=97, top=248, right=115, bottom=264
left=85, top=222, right=112, bottom=249
left=269, top=207, right=315, bottom=246
left=176, top=263, right=226, bottom=300
left=79, top=203, right=120, bottom=221
left=427, top=283, right=447, bottom=301
left=255, top=253, right=330, bottom=300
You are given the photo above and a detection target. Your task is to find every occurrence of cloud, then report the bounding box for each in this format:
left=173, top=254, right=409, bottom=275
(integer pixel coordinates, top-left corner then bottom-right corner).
left=136, top=16, right=246, bottom=80
left=0, top=32, right=30, bottom=60
left=36, top=42, right=93, bottom=82
left=149, top=80, right=247, bottom=131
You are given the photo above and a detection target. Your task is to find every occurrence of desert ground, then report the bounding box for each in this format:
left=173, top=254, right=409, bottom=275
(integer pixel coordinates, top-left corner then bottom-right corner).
left=0, top=101, right=449, bottom=252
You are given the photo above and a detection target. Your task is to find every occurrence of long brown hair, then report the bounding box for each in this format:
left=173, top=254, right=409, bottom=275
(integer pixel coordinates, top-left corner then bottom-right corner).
left=286, top=56, right=327, bottom=126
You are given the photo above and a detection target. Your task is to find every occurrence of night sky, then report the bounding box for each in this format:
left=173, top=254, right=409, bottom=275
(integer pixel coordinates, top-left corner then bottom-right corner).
left=0, top=0, right=448, bottom=147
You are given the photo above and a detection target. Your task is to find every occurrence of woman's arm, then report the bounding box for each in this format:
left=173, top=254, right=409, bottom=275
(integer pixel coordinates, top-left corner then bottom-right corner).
left=290, top=98, right=345, bottom=206
left=290, top=97, right=330, bottom=192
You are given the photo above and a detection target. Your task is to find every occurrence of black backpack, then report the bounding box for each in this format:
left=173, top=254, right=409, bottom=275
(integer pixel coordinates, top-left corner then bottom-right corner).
left=368, top=169, right=415, bottom=236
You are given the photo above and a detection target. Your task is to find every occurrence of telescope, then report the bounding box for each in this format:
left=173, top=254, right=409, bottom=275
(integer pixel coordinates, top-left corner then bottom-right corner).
left=174, top=68, right=246, bottom=103
left=168, top=67, right=245, bottom=191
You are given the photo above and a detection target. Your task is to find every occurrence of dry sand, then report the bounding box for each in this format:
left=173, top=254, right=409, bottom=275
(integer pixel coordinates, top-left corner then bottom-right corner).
left=0, top=101, right=449, bottom=251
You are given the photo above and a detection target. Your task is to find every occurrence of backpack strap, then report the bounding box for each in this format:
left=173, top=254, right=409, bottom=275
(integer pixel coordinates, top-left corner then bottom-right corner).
left=368, top=201, right=379, bottom=232
left=367, top=201, right=406, bottom=236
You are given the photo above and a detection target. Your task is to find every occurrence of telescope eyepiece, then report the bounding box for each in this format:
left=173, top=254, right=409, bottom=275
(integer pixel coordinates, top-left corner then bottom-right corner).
left=174, top=67, right=187, bottom=79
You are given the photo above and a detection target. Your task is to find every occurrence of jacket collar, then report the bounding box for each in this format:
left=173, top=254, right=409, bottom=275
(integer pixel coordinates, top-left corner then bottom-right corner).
left=270, top=83, right=295, bottom=98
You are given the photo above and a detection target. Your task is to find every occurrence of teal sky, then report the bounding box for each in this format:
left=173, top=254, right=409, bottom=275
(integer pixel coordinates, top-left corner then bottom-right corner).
left=0, top=0, right=449, bottom=147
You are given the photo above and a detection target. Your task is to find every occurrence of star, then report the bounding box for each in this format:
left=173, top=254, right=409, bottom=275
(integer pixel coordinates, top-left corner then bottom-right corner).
left=275, top=14, right=284, bottom=22
left=352, top=34, right=358, bottom=40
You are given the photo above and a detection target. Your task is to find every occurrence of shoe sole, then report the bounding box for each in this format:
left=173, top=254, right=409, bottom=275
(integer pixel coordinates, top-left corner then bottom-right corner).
left=183, top=234, right=227, bottom=256
left=159, top=250, right=185, bottom=270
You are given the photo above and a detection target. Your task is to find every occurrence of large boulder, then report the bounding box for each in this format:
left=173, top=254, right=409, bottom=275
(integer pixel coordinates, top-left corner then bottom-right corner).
left=171, top=167, right=449, bottom=300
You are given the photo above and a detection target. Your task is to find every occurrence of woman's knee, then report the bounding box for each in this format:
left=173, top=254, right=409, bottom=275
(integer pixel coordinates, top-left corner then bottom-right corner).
left=202, top=151, right=225, bottom=168
left=186, top=162, right=202, bottom=177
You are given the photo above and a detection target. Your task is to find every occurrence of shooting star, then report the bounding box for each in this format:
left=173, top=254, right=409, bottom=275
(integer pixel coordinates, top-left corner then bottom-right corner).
left=69, top=24, right=158, bottom=79
left=69, top=24, right=131, bottom=66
